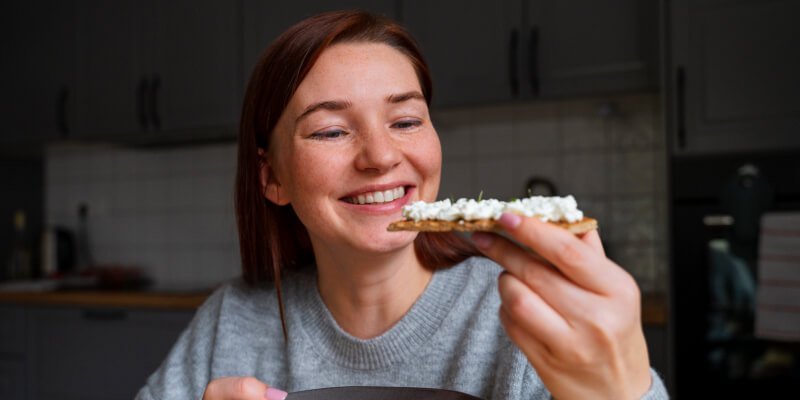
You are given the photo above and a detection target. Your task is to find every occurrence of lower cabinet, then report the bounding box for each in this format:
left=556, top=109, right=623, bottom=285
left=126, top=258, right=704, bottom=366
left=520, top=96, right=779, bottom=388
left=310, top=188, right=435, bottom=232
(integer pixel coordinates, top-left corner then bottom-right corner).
left=0, top=304, right=194, bottom=400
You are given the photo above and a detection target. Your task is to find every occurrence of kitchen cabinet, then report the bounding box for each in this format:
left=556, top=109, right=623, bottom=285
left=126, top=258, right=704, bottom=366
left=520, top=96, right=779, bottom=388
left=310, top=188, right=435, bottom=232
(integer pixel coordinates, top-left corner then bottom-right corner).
left=74, top=0, right=143, bottom=138
left=402, top=0, right=521, bottom=107
left=402, top=0, right=658, bottom=108
left=0, top=306, right=27, bottom=400
left=668, top=0, right=800, bottom=155
left=530, top=0, right=658, bottom=98
left=75, top=0, right=241, bottom=141
left=242, top=0, right=398, bottom=88
left=1, top=1, right=75, bottom=157
left=0, top=304, right=193, bottom=400
left=26, top=306, right=193, bottom=400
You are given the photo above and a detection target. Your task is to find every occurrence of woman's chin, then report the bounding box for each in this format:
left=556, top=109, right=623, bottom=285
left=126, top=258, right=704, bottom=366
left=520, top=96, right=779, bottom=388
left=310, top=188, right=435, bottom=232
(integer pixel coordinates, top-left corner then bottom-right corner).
left=353, top=230, right=418, bottom=255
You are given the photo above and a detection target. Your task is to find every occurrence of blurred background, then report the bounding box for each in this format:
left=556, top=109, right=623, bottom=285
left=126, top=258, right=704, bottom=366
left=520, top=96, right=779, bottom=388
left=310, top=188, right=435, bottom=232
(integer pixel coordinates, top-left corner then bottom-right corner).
left=1, top=1, right=798, bottom=398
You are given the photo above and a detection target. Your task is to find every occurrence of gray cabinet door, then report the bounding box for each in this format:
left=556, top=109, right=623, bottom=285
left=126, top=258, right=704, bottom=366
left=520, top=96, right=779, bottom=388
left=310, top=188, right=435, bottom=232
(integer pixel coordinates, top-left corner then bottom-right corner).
left=242, top=0, right=398, bottom=90
left=74, top=0, right=145, bottom=139
left=27, top=307, right=193, bottom=400
left=145, top=0, right=241, bottom=135
left=530, top=0, right=658, bottom=98
left=0, top=306, right=28, bottom=400
left=0, top=356, right=26, bottom=400
left=1, top=0, right=75, bottom=155
left=669, top=0, right=800, bottom=154
left=402, top=0, right=521, bottom=108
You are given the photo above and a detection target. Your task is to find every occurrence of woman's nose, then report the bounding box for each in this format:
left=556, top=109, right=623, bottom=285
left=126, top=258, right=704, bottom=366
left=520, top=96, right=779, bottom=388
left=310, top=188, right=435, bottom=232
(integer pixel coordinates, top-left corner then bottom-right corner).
left=354, top=127, right=402, bottom=173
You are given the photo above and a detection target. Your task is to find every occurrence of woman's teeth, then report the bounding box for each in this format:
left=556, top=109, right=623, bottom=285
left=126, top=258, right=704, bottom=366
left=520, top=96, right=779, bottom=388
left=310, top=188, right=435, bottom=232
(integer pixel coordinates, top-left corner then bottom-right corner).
left=349, top=187, right=406, bottom=205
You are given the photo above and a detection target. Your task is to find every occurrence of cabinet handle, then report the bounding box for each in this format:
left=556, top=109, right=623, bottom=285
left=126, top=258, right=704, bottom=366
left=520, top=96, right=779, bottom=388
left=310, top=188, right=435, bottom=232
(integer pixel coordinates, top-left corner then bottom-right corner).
left=82, top=309, right=128, bottom=321
left=529, top=26, right=540, bottom=97
left=137, top=76, right=149, bottom=130
left=150, top=74, right=161, bottom=131
left=57, top=86, right=70, bottom=138
left=509, top=29, right=519, bottom=97
left=676, top=66, right=686, bottom=149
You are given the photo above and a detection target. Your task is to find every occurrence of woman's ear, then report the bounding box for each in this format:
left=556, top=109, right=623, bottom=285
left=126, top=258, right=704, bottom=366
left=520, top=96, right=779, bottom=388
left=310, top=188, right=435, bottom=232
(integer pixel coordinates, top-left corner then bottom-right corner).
left=258, top=149, right=290, bottom=206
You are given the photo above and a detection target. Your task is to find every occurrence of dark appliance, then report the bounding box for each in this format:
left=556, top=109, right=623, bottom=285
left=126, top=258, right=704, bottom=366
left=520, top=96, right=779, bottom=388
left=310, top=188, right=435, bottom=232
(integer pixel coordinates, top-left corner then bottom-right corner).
left=670, top=152, right=800, bottom=398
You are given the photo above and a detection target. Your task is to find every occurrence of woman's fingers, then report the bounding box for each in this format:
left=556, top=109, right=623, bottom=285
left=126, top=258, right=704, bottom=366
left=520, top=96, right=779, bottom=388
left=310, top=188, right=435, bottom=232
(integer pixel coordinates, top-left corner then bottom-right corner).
left=498, top=306, right=557, bottom=370
left=203, top=377, right=287, bottom=400
left=494, top=213, right=623, bottom=295
left=581, top=229, right=606, bottom=257
left=476, top=232, right=598, bottom=319
left=498, top=272, right=572, bottom=341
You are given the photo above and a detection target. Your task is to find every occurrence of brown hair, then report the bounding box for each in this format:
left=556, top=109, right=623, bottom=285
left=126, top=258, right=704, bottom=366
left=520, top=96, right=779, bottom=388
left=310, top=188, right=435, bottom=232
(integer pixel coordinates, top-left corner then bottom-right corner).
left=235, top=10, right=479, bottom=336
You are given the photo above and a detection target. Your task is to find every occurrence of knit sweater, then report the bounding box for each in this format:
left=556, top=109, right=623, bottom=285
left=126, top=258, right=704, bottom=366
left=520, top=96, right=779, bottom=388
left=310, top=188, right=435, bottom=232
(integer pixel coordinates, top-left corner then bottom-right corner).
left=136, top=256, right=668, bottom=399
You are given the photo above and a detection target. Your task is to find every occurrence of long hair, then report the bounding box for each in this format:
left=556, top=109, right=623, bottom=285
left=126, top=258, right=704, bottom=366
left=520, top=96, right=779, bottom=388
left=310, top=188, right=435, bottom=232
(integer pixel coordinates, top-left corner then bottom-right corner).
left=235, top=10, right=479, bottom=337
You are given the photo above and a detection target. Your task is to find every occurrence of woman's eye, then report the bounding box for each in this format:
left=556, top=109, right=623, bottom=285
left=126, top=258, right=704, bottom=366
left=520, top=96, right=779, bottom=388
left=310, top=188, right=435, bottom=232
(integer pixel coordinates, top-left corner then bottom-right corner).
left=309, top=129, right=347, bottom=140
left=392, top=119, right=422, bottom=130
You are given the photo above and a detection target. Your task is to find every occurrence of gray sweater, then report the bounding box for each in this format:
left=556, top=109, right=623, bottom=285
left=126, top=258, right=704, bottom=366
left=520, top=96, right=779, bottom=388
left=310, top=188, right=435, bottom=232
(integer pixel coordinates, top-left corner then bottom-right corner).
left=136, top=257, right=668, bottom=399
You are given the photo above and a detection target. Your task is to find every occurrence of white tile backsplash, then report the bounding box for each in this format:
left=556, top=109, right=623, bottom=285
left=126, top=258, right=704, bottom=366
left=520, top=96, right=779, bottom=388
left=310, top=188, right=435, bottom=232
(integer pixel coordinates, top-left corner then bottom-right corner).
left=436, top=93, right=668, bottom=293
left=45, top=143, right=240, bottom=289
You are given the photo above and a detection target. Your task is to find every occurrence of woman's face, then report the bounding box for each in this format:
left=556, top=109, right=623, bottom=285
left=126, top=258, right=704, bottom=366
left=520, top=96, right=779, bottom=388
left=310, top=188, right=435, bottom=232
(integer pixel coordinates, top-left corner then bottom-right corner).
left=265, top=42, right=441, bottom=256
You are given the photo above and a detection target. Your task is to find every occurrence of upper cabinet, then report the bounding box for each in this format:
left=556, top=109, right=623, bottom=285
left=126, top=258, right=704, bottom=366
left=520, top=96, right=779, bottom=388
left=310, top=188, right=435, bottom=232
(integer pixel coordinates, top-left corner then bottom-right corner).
left=1, top=0, right=75, bottom=157
left=74, top=0, right=241, bottom=141
left=402, top=0, right=521, bottom=108
left=242, top=0, right=398, bottom=88
left=145, top=1, right=241, bottom=134
left=74, top=0, right=143, bottom=138
left=532, top=0, right=659, bottom=98
left=4, top=1, right=664, bottom=150
left=402, top=0, right=659, bottom=108
left=668, top=0, right=800, bottom=155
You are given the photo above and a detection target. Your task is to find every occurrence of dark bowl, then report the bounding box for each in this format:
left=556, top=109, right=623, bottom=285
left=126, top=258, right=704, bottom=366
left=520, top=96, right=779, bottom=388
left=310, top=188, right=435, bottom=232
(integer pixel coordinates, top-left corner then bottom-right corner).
left=287, top=386, right=483, bottom=400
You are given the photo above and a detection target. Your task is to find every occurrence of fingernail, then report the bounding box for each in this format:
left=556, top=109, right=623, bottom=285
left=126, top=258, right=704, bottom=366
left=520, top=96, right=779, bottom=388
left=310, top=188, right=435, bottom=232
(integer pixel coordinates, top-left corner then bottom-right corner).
left=498, top=212, right=522, bottom=229
left=472, top=232, right=495, bottom=249
left=266, top=387, right=288, bottom=400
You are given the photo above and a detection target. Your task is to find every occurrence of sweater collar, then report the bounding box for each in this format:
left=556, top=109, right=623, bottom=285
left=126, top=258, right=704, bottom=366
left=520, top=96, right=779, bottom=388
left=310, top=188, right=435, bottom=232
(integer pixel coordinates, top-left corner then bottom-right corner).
left=288, top=260, right=472, bottom=370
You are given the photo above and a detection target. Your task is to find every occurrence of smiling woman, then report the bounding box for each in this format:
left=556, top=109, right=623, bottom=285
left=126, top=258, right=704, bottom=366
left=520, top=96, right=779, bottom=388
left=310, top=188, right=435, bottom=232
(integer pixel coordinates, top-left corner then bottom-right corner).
left=135, top=10, right=668, bottom=400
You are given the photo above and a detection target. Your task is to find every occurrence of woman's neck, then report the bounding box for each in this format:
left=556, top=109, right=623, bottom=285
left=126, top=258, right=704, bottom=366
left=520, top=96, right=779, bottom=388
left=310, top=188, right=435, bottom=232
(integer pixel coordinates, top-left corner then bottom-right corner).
left=312, top=241, right=433, bottom=339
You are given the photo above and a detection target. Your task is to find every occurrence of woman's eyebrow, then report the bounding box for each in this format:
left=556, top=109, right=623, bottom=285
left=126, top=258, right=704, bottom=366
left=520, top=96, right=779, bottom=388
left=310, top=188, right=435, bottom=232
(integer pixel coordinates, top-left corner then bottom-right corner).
left=296, top=99, right=352, bottom=123
left=386, top=91, right=425, bottom=104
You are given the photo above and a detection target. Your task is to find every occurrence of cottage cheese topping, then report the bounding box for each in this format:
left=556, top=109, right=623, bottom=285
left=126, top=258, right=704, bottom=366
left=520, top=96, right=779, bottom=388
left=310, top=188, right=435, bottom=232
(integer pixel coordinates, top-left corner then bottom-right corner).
left=402, top=195, right=584, bottom=223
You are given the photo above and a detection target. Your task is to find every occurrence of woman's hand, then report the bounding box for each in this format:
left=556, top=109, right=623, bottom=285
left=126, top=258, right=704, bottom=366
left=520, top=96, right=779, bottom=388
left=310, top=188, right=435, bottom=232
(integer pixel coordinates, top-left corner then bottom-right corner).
left=202, top=377, right=287, bottom=400
left=472, top=213, right=652, bottom=400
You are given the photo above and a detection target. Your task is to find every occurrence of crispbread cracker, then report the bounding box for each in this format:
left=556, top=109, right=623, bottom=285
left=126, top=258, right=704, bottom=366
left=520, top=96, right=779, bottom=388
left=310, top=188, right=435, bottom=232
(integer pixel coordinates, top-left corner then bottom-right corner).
left=388, top=217, right=598, bottom=235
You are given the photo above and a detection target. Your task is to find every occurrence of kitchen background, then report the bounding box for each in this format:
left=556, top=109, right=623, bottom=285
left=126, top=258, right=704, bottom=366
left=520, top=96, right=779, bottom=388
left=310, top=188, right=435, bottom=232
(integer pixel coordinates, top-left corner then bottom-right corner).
left=42, top=93, right=666, bottom=292
left=2, top=0, right=798, bottom=399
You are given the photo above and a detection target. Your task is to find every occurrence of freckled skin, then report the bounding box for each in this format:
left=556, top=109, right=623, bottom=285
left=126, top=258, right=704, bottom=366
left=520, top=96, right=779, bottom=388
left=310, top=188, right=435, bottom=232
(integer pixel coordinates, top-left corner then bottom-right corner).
left=266, top=43, right=442, bottom=257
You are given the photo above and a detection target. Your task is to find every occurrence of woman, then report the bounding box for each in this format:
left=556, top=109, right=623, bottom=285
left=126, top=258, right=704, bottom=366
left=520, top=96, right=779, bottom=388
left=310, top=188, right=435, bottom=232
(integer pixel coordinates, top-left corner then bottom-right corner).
left=137, top=11, right=667, bottom=400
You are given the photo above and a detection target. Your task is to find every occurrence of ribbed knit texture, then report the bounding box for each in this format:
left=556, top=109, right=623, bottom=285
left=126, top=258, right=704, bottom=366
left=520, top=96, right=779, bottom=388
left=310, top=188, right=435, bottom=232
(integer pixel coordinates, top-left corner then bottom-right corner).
left=136, top=257, right=669, bottom=399
left=295, top=261, right=469, bottom=370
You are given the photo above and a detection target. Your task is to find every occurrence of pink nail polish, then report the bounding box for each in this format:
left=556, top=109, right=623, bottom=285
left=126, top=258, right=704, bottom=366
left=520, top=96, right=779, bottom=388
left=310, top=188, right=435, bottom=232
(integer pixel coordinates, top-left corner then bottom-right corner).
left=265, top=387, right=288, bottom=400
left=472, top=232, right=494, bottom=249
left=498, top=212, right=522, bottom=229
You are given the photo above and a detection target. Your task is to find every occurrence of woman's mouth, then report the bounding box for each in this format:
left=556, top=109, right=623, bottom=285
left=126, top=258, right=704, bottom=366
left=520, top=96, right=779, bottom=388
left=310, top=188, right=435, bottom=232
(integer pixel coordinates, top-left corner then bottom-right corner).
left=342, top=186, right=408, bottom=205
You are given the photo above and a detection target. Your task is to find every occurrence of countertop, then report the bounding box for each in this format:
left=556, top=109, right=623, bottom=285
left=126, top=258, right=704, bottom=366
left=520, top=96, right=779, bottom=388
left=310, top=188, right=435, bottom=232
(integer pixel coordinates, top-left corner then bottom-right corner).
left=0, top=289, right=668, bottom=325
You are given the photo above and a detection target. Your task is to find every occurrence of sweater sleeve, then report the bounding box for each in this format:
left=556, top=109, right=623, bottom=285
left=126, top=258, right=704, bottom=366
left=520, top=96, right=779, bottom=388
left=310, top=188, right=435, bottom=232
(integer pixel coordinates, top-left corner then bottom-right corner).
left=135, top=286, right=228, bottom=400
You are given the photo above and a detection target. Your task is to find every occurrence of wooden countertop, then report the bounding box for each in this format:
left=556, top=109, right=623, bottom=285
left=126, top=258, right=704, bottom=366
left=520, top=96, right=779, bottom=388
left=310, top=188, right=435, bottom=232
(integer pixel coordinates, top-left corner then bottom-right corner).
left=0, top=289, right=668, bottom=325
left=641, top=293, right=667, bottom=326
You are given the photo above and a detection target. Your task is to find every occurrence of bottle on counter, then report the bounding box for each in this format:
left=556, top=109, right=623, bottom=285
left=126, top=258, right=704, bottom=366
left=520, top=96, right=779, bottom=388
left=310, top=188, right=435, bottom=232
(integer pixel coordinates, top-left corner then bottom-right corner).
left=6, top=209, right=32, bottom=281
